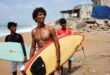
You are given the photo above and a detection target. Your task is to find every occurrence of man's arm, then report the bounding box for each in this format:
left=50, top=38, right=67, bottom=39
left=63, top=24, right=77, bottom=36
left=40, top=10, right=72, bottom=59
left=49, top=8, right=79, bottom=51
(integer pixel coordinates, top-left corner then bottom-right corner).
left=19, top=35, right=27, bottom=56
left=30, top=30, right=36, bottom=59
left=49, top=27, right=60, bottom=69
left=19, top=34, right=27, bottom=62
left=69, top=28, right=74, bottom=35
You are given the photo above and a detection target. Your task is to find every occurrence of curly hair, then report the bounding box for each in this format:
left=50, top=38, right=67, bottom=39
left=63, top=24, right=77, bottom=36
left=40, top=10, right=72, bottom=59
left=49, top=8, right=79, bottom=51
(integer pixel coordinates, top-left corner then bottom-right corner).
left=32, top=7, right=46, bottom=22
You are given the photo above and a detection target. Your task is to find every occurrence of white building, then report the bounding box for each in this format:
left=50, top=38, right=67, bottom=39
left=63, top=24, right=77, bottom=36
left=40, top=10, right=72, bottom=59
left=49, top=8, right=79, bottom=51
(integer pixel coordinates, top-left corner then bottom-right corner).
left=60, top=4, right=93, bottom=19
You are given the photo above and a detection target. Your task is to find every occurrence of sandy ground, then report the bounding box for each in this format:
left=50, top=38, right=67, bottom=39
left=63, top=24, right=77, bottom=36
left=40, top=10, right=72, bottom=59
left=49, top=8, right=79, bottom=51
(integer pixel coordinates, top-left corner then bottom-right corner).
left=0, top=31, right=110, bottom=75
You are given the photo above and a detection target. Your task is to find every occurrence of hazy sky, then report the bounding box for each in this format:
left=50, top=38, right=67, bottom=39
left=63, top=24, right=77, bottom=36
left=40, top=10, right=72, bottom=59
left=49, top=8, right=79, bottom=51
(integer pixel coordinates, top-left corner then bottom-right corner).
left=0, top=0, right=92, bottom=25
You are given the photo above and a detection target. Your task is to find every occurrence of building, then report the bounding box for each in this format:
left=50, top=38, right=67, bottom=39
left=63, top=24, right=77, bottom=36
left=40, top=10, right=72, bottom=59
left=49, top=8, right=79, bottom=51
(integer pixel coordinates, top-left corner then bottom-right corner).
left=60, top=4, right=93, bottom=19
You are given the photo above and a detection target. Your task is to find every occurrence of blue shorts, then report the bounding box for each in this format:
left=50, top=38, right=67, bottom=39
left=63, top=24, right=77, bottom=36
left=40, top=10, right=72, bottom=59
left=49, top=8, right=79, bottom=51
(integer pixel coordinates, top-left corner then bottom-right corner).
left=68, top=56, right=74, bottom=61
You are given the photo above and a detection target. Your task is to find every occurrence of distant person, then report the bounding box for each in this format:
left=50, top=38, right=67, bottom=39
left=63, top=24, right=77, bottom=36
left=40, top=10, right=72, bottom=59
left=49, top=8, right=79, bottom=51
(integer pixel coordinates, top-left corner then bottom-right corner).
left=104, top=20, right=110, bottom=27
left=103, top=20, right=109, bottom=31
left=57, top=18, right=74, bottom=75
left=5, top=22, right=27, bottom=75
left=30, top=7, right=60, bottom=75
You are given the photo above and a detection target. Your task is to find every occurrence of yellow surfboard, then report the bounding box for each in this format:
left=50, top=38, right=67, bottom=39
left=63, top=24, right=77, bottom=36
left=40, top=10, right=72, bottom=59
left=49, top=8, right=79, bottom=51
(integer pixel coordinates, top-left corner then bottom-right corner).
left=24, top=34, right=84, bottom=75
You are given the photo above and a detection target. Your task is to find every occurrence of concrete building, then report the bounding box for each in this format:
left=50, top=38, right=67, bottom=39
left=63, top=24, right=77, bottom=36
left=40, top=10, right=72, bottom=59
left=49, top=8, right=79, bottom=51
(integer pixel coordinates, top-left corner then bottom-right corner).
left=58, top=1, right=110, bottom=32
left=60, top=4, right=93, bottom=19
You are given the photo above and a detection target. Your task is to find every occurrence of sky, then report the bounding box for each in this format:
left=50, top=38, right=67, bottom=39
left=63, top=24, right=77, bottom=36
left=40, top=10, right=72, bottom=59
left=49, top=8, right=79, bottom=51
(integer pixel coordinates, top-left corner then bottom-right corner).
left=0, top=0, right=92, bottom=25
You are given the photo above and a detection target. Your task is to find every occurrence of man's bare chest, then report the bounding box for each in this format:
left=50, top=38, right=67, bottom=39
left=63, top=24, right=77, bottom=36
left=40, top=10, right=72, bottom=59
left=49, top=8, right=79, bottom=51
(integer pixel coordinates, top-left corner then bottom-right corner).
left=34, top=29, right=51, bottom=41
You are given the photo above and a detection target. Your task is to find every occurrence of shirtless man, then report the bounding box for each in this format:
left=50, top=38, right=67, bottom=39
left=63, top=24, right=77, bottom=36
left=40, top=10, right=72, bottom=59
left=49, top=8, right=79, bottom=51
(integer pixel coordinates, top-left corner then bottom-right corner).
left=30, top=7, right=60, bottom=75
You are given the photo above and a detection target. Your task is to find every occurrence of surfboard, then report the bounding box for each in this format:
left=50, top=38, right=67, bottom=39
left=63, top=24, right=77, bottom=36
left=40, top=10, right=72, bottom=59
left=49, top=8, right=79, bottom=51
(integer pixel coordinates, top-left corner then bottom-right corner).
left=24, top=34, right=84, bottom=75
left=0, top=42, right=38, bottom=61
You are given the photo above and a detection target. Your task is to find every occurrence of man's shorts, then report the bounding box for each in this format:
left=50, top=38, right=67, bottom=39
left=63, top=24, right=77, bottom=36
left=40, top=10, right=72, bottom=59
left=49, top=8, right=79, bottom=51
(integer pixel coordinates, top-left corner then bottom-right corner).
left=8, top=61, right=24, bottom=72
left=68, top=56, right=74, bottom=61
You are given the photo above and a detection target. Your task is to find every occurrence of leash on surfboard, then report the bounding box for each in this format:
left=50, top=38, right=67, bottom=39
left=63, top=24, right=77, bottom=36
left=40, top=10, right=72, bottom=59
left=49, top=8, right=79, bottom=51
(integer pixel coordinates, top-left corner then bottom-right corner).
left=80, top=45, right=91, bottom=75
left=82, top=46, right=86, bottom=59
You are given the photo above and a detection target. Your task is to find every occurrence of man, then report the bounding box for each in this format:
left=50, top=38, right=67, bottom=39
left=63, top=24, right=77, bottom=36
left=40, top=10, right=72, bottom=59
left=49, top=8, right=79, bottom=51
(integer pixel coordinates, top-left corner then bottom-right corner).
left=103, top=20, right=109, bottom=31
left=30, top=7, right=60, bottom=75
left=57, top=18, right=74, bottom=75
left=5, top=22, right=27, bottom=75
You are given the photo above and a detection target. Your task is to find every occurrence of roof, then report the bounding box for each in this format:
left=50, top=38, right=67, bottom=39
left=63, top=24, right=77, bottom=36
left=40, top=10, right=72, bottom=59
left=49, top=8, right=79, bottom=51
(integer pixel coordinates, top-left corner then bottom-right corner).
left=60, top=9, right=73, bottom=13
left=60, top=4, right=93, bottom=14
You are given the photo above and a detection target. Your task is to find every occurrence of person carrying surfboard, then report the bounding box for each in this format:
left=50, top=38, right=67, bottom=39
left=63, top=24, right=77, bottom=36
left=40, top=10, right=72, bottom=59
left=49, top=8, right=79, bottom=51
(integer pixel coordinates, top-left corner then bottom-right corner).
left=5, top=22, right=27, bottom=75
left=57, top=18, right=74, bottom=74
left=30, top=7, right=61, bottom=75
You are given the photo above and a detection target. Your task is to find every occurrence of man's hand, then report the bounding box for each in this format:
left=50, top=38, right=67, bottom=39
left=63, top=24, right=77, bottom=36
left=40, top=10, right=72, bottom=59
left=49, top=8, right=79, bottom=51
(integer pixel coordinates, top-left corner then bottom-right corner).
left=23, top=56, right=27, bottom=63
left=56, top=60, right=61, bottom=70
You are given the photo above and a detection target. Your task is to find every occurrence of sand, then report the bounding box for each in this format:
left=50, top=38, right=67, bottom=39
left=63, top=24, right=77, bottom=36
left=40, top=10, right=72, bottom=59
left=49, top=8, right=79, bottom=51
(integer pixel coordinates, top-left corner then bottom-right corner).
left=0, top=31, right=110, bottom=75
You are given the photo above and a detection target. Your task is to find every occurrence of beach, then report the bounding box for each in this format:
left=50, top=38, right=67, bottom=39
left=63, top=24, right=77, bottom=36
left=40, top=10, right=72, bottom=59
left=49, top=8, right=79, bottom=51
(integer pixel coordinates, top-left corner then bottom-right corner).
left=0, top=31, right=110, bottom=75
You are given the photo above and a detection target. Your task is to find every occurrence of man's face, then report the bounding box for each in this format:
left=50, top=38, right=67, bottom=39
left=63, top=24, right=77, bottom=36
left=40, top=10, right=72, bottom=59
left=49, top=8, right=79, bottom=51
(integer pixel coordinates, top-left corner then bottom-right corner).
left=35, top=12, right=45, bottom=23
left=9, top=25, right=16, bottom=33
left=61, top=23, right=66, bottom=29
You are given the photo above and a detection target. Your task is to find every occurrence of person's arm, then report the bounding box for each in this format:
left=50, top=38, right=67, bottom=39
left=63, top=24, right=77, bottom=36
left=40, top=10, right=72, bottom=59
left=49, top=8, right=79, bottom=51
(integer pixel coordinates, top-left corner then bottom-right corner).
left=19, top=34, right=27, bottom=63
left=69, top=28, right=74, bottom=35
left=20, top=35, right=27, bottom=56
left=56, top=30, right=60, bottom=36
left=49, top=27, right=60, bottom=69
left=30, top=30, right=36, bottom=59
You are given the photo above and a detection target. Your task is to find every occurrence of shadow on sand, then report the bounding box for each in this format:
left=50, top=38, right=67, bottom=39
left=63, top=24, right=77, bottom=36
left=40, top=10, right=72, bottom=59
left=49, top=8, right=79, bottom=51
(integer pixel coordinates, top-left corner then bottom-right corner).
left=57, top=65, right=81, bottom=75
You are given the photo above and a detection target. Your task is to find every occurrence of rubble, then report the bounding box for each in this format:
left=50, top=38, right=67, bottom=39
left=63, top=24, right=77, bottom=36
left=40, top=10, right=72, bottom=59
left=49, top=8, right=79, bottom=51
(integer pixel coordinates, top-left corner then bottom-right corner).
left=48, top=18, right=110, bottom=32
